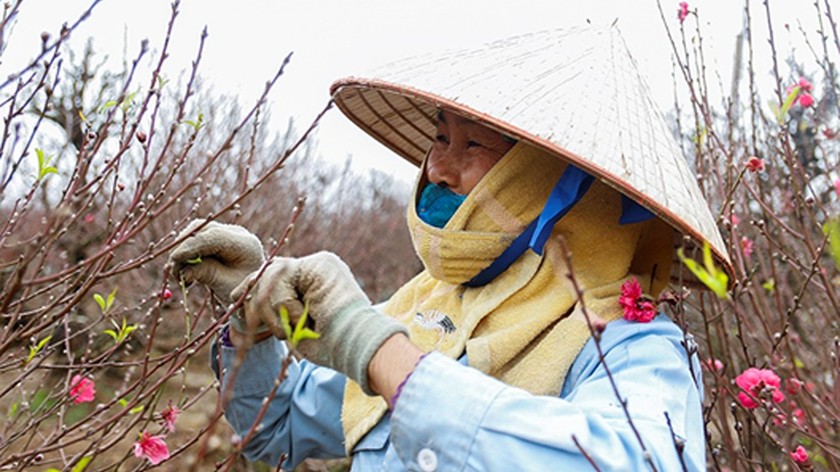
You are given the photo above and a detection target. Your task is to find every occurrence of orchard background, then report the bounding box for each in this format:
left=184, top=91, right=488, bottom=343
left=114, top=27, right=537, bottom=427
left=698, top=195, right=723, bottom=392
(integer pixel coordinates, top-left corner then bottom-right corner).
left=0, top=0, right=839, bottom=470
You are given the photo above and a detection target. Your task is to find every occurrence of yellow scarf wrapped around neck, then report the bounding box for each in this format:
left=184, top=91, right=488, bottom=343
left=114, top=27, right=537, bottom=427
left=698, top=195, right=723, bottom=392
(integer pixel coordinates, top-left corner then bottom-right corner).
left=341, top=142, right=674, bottom=452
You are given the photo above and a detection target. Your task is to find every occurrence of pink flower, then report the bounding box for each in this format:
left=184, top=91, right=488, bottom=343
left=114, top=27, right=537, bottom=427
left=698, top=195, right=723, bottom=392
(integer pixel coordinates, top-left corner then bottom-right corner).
left=160, top=402, right=180, bottom=433
left=785, top=378, right=804, bottom=395
left=84, top=214, right=94, bottom=223
left=133, top=432, right=170, bottom=465
left=162, top=288, right=173, bottom=300
left=790, top=445, right=809, bottom=465
left=824, top=128, right=838, bottom=140
left=834, top=179, right=840, bottom=198
left=704, top=358, right=724, bottom=373
left=735, top=367, right=785, bottom=409
left=746, top=156, right=765, bottom=173
left=69, top=375, right=95, bottom=404
left=619, top=278, right=657, bottom=323
left=740, top=236, right=754, bottom=259
left=798, top=93, right=814, bottom=108
left=797, top=77, right=813, bottom=93
left=677, top=2, right=689, bottom=23
left=729, top=213, right=740, bottom=228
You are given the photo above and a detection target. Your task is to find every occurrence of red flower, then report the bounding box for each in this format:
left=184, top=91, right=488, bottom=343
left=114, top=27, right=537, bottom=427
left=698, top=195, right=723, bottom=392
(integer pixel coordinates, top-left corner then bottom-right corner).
left=798, top=93, right=814, bottom=108
left=160, top=402, right=180, bottom=433
left=790, top=445, right=809, bottom=465
left=735, top=367, right=785, bottom=409
left=824, top=128, right=838, bottom=140
left=162, top=288, right=173, bottom=300
left=69, top=375, right=95, bottom=405
left=746, top=156, right=765, bottom=173
left=797, top=77, right=813, bottom=93
left=740, top=236, right=754, bottom=259
left=785, top=378, right=804, bottom=395
left=133, top=432, right=170, bottom=465
left=619, top=278, right=657, bottom=323
left=677, top=2, right=689, bottom=23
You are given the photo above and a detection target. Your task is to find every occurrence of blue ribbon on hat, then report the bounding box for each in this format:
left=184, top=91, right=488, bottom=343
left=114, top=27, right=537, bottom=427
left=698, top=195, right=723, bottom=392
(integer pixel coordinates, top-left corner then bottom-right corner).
left=462, top=165, right=655, bottom=288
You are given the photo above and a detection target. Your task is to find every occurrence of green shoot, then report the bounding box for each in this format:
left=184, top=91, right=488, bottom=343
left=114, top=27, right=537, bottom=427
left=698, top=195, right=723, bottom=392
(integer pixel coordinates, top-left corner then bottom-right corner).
left=678, top=242, right=730, bottom=299
left=35, top=148, right=58, bottom=181
left=25, top=335, right=52, bottom=365
left=278, top=301, right=320, bottom=349
left=93, top=287, right=118, bottom=315
left=103, top=317, right=138, bottom=345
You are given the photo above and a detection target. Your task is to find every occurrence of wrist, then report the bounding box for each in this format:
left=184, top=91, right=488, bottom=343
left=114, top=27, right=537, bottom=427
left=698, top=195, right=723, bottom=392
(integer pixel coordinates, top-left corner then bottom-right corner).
left=367, top=333, right=424, bottom=406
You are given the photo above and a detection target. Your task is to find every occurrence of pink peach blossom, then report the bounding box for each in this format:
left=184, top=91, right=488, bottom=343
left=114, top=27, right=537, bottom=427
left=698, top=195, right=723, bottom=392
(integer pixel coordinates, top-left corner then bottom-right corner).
left=798, top=93, right=814, bottom=108
left=790, top=445, right=808, bottom=465
left=746, top=156, right=765, bottom=172
left=619, top=278, right=657, bottom=323
left=735, top=367, right=784, bottom=409
left=677, top=2, right=689, bottom=23
left=160, top=402, right=180, bottom=433
left=69, top=375, right=95, bottom=405
left=740, top=236, right=754, bottom=259
left=133, top=432, right=170, bottom=465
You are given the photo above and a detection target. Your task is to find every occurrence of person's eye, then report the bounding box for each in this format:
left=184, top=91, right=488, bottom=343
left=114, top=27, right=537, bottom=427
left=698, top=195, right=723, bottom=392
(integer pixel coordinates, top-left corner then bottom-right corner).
left=467, top=140, right=482, bottom=148
left=435, top=134, right=449, bottom=144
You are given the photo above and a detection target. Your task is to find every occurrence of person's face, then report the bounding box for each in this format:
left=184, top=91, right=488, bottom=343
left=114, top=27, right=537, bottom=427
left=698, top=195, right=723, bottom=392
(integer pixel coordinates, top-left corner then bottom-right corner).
left=425, top=111, right=515, bottom=195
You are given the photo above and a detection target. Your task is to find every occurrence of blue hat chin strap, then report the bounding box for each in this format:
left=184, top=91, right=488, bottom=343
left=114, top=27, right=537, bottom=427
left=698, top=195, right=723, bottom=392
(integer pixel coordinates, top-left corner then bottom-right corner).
left=462, top=165, right=657, bottom=288
left=463, top=165, right=594, bottom=288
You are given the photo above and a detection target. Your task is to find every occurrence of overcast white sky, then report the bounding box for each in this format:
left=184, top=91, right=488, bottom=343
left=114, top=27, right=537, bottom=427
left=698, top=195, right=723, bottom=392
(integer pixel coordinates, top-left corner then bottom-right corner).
left=1, top=0, right=822, bottom=183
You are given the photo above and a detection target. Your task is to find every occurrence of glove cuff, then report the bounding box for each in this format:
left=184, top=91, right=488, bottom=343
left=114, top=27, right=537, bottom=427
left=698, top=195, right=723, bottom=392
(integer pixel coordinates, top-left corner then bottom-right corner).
left=319, top=301, right=409, bottom=395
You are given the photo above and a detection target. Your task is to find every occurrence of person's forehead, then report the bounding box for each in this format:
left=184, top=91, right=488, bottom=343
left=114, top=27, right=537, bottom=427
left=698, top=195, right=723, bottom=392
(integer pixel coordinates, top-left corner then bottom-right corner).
left=436, top=110, right=495, bottom=133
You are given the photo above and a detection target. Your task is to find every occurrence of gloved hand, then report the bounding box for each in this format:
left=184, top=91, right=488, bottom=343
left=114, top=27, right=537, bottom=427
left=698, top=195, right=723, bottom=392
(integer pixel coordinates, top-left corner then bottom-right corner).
left=232, top=252, right=408, bottom=394
left=168, top=219, right=266, bottom=333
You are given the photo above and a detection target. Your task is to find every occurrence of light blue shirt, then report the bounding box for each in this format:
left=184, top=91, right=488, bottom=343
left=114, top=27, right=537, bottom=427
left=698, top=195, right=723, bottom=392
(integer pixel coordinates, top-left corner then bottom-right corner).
left=212, top=314, right=704, bottom=471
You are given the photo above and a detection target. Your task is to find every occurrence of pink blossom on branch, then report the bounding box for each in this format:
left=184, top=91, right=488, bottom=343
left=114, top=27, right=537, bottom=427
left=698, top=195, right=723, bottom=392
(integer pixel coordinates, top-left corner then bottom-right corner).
left=133, top=432, right=170, bottom=465
left=734, top=367, right=785, bottom=409
left=790, top=445, right=809, bottom=465
left=797, top=77, right=813, bottom=93
left=69, top=375, right=95, bottom=405
left=618, top=278, right=657, bottom=323
left=740, top=236, right=754, bottom=259
left=798, top=93, right=814, bottom=108
left=160, top=402, right=180, bottom=432
left=677, top=2, right=689, bottom=23
left=746, top=156, right=765, bottom=173
left=834, top=179, right=840, bottom=198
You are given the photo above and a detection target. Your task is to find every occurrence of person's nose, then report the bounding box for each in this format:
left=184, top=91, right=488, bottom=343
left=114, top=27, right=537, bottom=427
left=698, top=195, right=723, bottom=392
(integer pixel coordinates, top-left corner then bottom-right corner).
left=426, top=146, right=462, bottom=192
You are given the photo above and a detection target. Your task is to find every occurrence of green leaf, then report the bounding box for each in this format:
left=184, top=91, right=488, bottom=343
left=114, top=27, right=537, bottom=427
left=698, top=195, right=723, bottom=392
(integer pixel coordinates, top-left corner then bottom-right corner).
left=794, top=357, right=804, bottom=369
left=129, top=405, right=144, bottom=414
left=103, top=329, right=118, bottom=341
left=823, top=218, right=840, bottom=271
left=70, top=456, right=92, bottom=472
left=98, top=100, right=118, bottom=112
left=278, top=305, right=293, bottom=341
left=26, top=335, right=52, bottom=364
left=45, top=469, right=61, bottom=472
left=182, top=112, right=204, bottom=131
left=35, top=148, right=58, bottom=181
left=7, top=401, right=18, bottom=419
left=93, top=288, right=117, bottom=315
left=291, top=301, right=320, bottom=346
left=117, top=398, right=128, bottom=407
left=778, top=86, right=800, bottom=124
left=762, top=278, right=775, bottom=293
left=93, top=293, right=106, bottom=312
left=677, top=242, right=730, bottom=299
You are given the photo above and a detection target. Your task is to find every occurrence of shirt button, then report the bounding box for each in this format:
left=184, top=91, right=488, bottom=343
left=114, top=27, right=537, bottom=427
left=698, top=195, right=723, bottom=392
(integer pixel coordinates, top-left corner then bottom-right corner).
left=417, top=447, right=438, bottom=471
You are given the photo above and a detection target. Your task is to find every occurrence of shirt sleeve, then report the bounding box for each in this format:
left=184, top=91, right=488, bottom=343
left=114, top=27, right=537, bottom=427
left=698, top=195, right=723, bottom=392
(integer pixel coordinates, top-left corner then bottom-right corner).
left=211, top=335, right=347, bottom=469
left=388, top=317, right=704, bottom=471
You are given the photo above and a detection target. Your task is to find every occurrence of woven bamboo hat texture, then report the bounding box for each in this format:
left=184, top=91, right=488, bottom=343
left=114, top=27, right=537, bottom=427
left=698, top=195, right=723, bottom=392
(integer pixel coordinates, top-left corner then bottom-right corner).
left=330, top=25, right=732, bottom=276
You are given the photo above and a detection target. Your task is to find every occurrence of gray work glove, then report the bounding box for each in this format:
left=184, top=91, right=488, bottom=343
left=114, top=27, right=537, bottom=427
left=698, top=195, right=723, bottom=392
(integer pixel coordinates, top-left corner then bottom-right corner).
left=168, top=219, right=266, bottom=333
left=231, top=251, right=408, bottom=394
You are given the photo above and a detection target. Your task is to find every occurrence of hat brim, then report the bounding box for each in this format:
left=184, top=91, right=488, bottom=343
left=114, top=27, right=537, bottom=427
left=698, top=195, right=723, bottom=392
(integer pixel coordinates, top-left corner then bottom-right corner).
left=332, top=77, right=734, bottom=280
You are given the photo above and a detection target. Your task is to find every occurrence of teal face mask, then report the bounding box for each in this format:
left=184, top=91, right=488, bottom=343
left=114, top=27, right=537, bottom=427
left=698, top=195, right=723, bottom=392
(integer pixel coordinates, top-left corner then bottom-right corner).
left=417, top=183, right=467, bottom=228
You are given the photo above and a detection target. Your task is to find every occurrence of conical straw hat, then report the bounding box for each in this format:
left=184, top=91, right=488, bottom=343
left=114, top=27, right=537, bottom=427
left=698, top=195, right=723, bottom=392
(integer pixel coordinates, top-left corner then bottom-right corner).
left=331, top=25, right=732, bottom=277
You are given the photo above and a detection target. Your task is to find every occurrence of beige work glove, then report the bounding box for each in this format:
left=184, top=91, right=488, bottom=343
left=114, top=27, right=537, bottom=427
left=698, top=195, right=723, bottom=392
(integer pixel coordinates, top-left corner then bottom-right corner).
left=232, top=251, right=408, bottom=394
left=168, top=219, right=267, bottom=334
